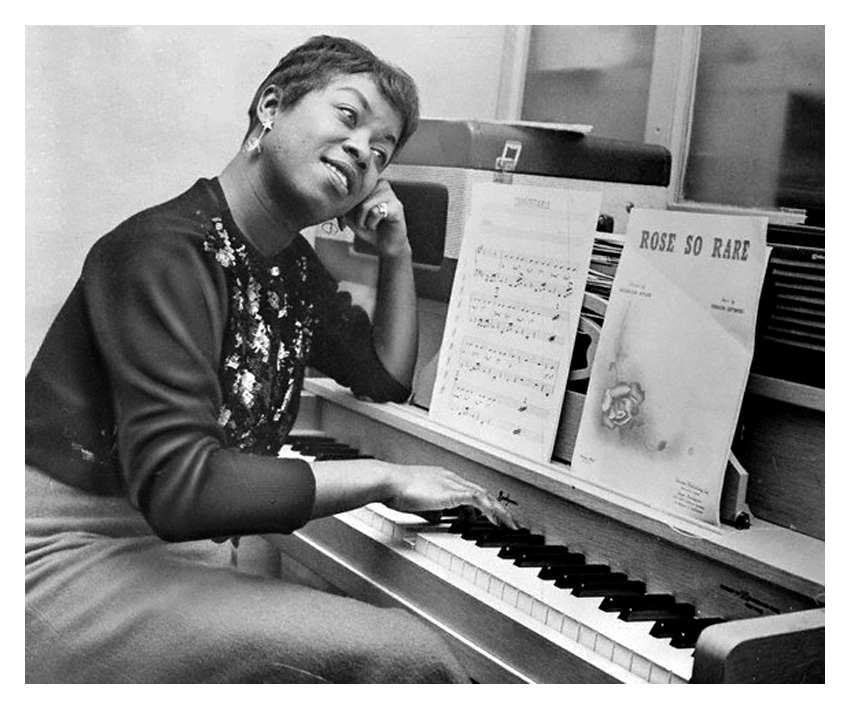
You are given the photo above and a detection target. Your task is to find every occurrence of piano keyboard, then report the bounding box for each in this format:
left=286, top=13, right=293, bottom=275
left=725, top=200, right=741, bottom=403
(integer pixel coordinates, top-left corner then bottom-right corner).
left=278, top=434, right=728, bottom=683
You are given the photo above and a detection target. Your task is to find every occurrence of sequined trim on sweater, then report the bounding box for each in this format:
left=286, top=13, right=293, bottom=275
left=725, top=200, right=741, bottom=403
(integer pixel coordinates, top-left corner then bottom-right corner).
left=203, top=217, right=315, bottom=455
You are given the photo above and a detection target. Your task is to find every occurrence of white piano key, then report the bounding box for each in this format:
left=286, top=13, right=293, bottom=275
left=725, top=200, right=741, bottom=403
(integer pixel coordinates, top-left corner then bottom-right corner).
left=595, top=634, right=615, bottom=662
left=545, top=609, right=564, bottom=634
left=647, top=662, right=672, bottom=684
left=561, top=615, right=580, bottom=642
left=488, top=576, right=505, bottom=601
left=612, top=643, right=634, bottom=673
left=631, top=654, right=652, bottom=682
left=517, top=591, right=533, bottom=616
left=578, top=624, right=598, bottom=651
left=531, top=599, right=548, bottom=624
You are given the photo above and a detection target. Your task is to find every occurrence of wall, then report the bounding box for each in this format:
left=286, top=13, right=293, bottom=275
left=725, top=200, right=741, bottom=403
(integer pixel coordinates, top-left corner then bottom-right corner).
left=25, top=25, right=510, bottom=368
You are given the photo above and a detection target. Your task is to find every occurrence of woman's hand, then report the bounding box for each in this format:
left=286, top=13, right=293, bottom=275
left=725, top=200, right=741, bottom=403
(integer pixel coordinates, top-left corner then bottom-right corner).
left=339, top=178, right=410, bottom=259
left=382, top=464, right=519, bottom=530
left=309, top=458, right=519, bottom=529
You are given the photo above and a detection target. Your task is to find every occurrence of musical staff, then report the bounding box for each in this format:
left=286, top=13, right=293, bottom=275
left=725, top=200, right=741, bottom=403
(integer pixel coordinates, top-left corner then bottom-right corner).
left=445, top=383, right=546, bottom=444
left=473, top=246, right=577, bottom=300
left=456, top=338, right=559, bottom=398
left=468, top=293, right=570, bottom=345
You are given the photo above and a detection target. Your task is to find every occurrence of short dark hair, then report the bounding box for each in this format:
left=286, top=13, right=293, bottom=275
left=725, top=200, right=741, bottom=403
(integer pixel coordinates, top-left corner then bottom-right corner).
left=245, top=35, right=420, bottom=157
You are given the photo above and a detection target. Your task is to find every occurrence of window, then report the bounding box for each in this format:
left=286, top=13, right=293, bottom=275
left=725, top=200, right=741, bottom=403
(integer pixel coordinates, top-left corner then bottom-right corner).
left=516, top=25, right=825, bottom=223
left=521, top=26, right=657, bottom=143
left=684, top=26, right=824, bottom=220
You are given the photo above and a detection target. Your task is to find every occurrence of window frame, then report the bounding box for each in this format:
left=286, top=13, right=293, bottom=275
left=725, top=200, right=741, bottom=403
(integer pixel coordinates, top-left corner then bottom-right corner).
left=498, top=25, right=815, bottom=226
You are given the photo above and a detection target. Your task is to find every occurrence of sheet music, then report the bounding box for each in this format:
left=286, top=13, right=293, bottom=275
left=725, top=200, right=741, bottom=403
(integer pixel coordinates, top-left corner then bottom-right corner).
left=570, top=208, right=769, bottom=526
left=429, top=182, right=600, bottom=461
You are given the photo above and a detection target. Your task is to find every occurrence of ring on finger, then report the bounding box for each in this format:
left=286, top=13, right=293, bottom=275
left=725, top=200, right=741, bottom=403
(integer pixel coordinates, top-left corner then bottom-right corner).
left=376, top=202, right=389, bottom=219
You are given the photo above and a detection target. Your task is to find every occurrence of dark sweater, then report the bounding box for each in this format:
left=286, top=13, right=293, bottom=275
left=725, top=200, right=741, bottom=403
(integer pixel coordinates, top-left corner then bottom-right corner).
left=26, top=178, right=409, bottom=541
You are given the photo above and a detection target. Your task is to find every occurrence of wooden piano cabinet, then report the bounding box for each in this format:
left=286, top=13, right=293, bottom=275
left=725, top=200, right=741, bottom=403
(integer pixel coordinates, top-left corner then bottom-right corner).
left=691, top=608, right=825, bottom=683
left=733, top=378, right=825, bottom=540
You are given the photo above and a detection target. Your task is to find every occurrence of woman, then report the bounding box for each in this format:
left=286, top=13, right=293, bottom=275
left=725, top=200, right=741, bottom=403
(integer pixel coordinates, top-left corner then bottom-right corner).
left=25, top=35, right=515, bottom=683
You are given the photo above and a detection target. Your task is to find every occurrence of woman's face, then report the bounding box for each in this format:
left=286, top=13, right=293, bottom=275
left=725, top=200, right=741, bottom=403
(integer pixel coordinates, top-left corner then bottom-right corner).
left=259, top=73, right=403, bottom=227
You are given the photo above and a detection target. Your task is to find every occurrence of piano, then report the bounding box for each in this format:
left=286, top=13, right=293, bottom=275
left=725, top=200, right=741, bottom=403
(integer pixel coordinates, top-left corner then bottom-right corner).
left=256, top=120, right=826, bottom=684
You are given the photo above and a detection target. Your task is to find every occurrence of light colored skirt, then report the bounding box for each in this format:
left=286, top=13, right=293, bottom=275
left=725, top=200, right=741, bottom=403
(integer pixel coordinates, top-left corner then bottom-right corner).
left=25, top=465, right=468, bottom=683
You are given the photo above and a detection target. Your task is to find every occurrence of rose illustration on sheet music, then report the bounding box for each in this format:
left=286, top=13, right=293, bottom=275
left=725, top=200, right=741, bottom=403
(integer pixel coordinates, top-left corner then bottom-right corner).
left=600, top=381, right=645, bottom=431
left=599, top=362, right=668, bottom=453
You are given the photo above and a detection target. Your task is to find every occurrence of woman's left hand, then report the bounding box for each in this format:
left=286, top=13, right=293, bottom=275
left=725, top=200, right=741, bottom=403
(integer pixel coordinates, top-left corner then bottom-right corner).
left=339, top=178, right=410, bottom=258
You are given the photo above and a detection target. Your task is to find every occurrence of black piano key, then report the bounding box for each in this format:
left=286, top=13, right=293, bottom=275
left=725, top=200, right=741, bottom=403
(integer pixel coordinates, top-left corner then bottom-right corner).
left=499, top=543, right=570, bottom=566
left=291, top=442, right=356, bottom=453
left=599, top=593, right=676, bottom=613
left=515, top=544, right=571, bottom=557
left=497, top=543, right=540, bottom=559
left=442, top=506, right=486, bottom=523
left=477, top=532, right=540, bottom=549
left=460, top=525, right=518, bottom=541
left=477, top=533, right=544, bottom=548
left=554, top=571, right=627, bottom=589
left=285, top=434, right=336, bottom=443
left=450, top=520, right=496, bottom=534
left=650, top=619, right=681, bottom=638
left=620, top=603, right=696, bottom=622
left=452, top=520, right=496, bottom=534
left=572, top=580, right=646, bottom=598
left=310, top=452, right=373, bottom=461
left=514, top=550, right=584, bottom=567
left=288, top=442, right=353, bottom=451
left=538, top=561, right=601, bottom=580
left=669, top=619, right=725, bottom=649
left=650, top=617, right=723, bottom=639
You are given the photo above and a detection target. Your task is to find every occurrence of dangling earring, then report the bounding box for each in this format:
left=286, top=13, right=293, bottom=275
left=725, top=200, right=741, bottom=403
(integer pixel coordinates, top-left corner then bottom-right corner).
left=245, top=117, right=273, bottom=155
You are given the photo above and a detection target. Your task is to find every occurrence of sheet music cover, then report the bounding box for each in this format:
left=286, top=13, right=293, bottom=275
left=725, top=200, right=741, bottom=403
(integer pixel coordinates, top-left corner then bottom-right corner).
left=570, top=208, right=769, bottom=525
left=429, top=182, right=601, bottom=462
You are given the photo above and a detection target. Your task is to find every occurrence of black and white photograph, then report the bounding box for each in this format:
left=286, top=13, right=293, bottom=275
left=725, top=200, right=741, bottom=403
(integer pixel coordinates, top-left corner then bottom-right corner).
left=23, top=22, right=829, bottom=687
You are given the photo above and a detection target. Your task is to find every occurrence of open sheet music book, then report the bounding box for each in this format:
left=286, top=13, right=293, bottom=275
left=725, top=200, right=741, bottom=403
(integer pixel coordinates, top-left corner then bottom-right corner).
left=429, top=182, right=601, bottom=462
left=570, top=208, right=769, bottom=526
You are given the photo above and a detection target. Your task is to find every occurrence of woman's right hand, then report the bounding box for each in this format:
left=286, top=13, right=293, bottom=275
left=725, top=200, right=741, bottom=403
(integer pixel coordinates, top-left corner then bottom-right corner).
left=309, top=458, right=519, bottom=529
left=382, top=463, right=519, bottom=529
